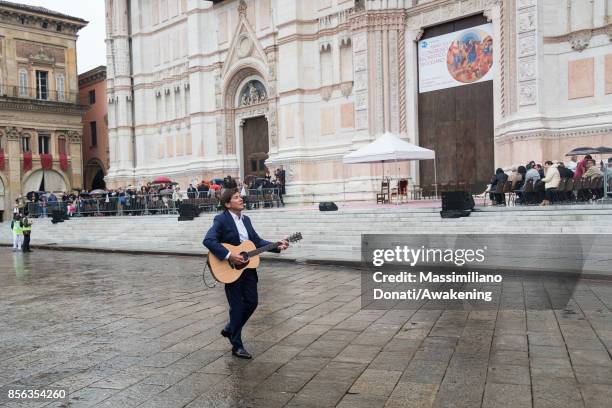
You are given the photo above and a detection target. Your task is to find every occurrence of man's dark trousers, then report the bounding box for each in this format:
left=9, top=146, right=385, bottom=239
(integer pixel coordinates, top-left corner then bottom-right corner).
left=23, top=232, right=31, bottom=251
left=224, top=268, right=258, bottom=350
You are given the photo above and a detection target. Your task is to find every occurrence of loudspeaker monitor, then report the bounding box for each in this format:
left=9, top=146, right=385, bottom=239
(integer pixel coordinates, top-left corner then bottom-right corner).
left=51, top=209, right=64, bottom=224
left=440, top=191, right=474, bottom=218
left=318, top=201, right=338, bottom=211
left=178, top=203, right=197, bottom=221
left=441, top=191, right=474, bottom=211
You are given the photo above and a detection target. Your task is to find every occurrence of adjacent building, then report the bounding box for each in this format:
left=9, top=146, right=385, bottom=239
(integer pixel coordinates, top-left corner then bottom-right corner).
left=79, top=65, right=109, bottom=190
left=105, top=0, right=612, bottom=203
left=0, top=0, right=87, bottom=218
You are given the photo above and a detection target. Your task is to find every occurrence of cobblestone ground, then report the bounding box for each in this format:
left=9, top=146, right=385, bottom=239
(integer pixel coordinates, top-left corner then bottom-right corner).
left=0, top=249, right=611, bottom=408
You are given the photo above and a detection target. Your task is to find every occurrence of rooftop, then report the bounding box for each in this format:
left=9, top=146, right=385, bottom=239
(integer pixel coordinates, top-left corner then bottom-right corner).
left=78, top=65, right=107, bottom=87
left=0, top=0, right=88, bottom=24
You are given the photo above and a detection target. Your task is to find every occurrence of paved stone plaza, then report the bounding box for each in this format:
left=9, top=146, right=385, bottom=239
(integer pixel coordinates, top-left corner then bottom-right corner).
left=1, top=249, right=611, bottom=408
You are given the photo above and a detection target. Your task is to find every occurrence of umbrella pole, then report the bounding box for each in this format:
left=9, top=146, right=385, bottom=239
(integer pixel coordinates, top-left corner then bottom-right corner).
left=395, top=158, right=399, bottom=205
left=434, top=155, right=439, bottom=199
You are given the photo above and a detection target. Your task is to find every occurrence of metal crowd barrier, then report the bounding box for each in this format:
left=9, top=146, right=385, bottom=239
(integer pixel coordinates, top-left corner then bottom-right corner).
left=26, top=195, right=181, bottom=217
left=24, top=189, right=281, bottom=218
left=243, top=188, right=281, bottom=208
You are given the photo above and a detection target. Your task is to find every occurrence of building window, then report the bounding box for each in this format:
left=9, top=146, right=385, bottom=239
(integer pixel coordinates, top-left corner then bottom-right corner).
left=21, top=136, right=30, bottom=152
left=90, top=121, right=97, bottom=147
left=88, top=89, right=96, bottom=104
left=56, top=74, right=65, bottom=101
left=0, top=134, right=3, bottom=152
left=58, top=137, right=66, bottom=155
left=19, top=69, right=28, bottom=96
left=36, top=70, right=48, bottom=100
left=38, top=134, right=50, bottom=154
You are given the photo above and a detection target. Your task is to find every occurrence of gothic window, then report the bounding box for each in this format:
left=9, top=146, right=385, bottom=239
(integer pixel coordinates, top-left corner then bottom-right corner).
left=184, top=85, right=190, bottom=116
left=340, top=38, right=353, bottom=83
left=238, top=80, right=267, bottom=107
left=56, top=73, right=65, bottom=101
left=320, top=43, right=333, bottom=87
left=19, top=69, right=28, bottom=96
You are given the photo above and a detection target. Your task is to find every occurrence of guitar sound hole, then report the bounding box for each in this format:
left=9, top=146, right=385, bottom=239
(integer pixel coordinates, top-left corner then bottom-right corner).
left=240, top=252, right=249, bottom=263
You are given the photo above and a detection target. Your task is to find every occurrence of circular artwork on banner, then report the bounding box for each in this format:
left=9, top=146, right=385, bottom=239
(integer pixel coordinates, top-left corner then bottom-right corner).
left=446, top=29, right=493, bottom=84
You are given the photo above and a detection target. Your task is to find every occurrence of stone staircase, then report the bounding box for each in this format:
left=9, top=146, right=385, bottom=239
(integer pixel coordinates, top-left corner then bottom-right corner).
left=2, top=205, right=611, bottom=268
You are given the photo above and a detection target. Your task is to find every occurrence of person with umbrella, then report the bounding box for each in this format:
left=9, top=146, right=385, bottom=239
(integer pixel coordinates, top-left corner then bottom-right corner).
left=565, top=156, right=578, bottom=172
left=574, top=154, right=592, bottom=180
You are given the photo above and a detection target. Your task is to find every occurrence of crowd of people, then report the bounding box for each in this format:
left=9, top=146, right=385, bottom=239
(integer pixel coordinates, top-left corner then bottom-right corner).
left=11, top=169, right=286, bottom=218
left=489, top=155, right=611, bottom=206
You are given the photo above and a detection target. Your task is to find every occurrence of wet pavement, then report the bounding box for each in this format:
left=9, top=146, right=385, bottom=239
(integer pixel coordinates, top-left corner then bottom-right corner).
left=0, top=248, right=611, bottom=408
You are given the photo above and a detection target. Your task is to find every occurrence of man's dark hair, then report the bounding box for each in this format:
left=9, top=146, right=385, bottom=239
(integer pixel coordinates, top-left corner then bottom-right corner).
left=585, top=154, right=592, bottom=160
left=545, top=160, right=553, bottom=165
left=220, top=188, right=239, bottom=208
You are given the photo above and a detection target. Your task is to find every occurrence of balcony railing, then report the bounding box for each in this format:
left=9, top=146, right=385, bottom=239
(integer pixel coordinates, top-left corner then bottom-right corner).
left=0, top=84, right=81, bottom=104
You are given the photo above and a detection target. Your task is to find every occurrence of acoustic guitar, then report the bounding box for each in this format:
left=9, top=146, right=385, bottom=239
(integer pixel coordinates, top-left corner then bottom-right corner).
left=207, top=232, right=302, bottom=283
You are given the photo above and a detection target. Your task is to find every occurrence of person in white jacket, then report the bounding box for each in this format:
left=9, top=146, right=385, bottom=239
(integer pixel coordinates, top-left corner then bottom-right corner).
left=540, top=161, right=560, bottom=206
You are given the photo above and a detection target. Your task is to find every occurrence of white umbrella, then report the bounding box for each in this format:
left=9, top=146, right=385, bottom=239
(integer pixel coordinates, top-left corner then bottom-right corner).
left=343, top=132, right=438, bottom=201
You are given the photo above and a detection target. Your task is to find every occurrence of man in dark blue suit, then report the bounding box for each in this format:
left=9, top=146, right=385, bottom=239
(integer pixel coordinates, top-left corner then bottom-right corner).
left=203, top=188, right=288, bottom=358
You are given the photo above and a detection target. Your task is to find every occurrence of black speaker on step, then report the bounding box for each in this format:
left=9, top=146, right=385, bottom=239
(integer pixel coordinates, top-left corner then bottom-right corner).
left=440, top=191, right=474, bottom=218
left=178, top=203, right=197, bottom=221
left=319, top=202, right=338, bottom=211
left=51, top=209, right=64, bottom=224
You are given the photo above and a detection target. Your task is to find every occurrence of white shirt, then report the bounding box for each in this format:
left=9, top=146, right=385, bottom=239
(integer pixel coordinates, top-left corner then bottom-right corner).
left=225, top=211, right=249, bottom=259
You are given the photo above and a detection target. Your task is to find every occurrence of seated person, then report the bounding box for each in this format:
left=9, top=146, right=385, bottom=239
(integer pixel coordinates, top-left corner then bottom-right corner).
left=540, top=161, right=560, bottom=206
left=583, top=159, right=602, bottom=179
left=521, top=163, right=540, bottom=204
left=489, top=168, right=508, bottom=205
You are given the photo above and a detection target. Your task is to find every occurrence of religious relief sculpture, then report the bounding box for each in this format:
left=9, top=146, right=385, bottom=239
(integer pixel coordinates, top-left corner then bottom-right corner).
left=238, top=80, right=267, bottom=107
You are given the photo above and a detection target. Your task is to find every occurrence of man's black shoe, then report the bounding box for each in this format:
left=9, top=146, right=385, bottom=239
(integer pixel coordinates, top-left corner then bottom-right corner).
left=221, top=329, right=231, bottom=338
left=232, top=348, right=252, bottom=359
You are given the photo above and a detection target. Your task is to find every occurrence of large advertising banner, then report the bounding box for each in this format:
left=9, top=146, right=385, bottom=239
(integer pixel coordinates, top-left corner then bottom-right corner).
left=418, top=23, right=494, bottom=93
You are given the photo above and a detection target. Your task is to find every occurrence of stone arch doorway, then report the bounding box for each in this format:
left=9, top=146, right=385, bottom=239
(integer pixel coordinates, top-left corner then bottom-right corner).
left=223, top=68, right=273, bottom=181
left=85, top=159, right=106, bottom=190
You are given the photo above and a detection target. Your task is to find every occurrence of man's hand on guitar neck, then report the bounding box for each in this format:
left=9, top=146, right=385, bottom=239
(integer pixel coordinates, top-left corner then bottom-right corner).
left=278, top=239, right=289, bottom=251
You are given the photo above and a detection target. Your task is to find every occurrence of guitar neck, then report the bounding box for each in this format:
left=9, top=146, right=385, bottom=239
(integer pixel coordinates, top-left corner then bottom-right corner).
left=247, top=242, right=279, bottom=257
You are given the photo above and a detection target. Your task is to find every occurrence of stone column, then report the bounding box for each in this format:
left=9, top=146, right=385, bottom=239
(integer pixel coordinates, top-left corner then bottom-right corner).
left=350, top=9, right=406, bottom=138
left=5, top=127, right=22, bottom=203
left=105, top=0, right=135, bottom=185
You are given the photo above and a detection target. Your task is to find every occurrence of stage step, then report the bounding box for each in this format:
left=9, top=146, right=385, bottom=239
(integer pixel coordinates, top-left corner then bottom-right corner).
left=2, top=205, right=612, bottom=268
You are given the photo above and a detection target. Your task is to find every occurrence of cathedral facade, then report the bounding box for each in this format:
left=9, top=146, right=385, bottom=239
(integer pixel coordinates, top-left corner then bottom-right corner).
left=105, top=0, right=612, bottom=203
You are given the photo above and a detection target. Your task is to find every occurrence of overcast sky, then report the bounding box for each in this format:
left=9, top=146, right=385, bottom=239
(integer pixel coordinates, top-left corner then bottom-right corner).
left=19, top=0, right=106, bottom=74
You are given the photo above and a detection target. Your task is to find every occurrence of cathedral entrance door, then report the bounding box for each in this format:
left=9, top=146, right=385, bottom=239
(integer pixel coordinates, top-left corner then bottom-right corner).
left=241, top=116, right=269, bottom=179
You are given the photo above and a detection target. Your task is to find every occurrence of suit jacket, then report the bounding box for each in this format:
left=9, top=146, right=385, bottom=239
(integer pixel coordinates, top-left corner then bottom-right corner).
left=203, top=210, right=280, bottom=260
